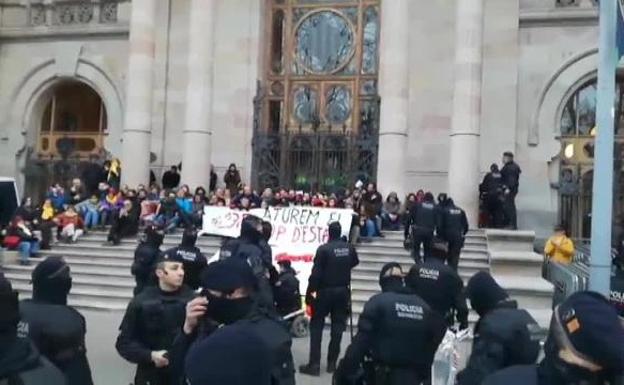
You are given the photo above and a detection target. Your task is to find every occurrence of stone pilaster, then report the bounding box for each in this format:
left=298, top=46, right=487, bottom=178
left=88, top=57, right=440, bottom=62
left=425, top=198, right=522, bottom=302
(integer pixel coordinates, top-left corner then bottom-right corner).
left=376, top=0, right=409, bottom=198
left=448, top=0, right=484, bottom=226
left=181, top=0, right=215, bottom=189
left=120, top=0, right=157, bottom=187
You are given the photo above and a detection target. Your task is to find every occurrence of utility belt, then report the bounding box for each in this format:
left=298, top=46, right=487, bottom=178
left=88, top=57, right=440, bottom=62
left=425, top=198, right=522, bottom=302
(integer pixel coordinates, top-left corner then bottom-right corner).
left=362, top=358, right=424, bottom=385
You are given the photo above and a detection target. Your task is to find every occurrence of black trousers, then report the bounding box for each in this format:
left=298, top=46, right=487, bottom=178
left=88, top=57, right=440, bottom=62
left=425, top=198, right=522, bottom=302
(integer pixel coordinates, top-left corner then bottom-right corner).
left=503, top=192, right=518, bottom=230
left=411, top=228, right=434, bottom=262
left=309, top=287, right=349, bottom=366
left=486, top=195, right=504, bottom=228
left=447, top=236, right=464, bottom=271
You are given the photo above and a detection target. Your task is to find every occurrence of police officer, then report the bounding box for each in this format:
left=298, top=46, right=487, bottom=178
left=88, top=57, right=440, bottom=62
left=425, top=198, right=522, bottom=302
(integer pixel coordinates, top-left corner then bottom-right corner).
left=220, top=215, right=274, bottom=310
left=480, top=164, right=504, bottom=228
left=0, top=273, right=66, bottom=385
left=405, top=238, right=469, bottom=330
left=483, top=291, right=624, bottom=385
left=457, top=271, right=540, bottom=385
left=300, top=222, right=359, bottom=376
left=172, top=258, right=295, bottom=385
left=116, top=252, right=194, bottom=385
left=18, top=257, right=94, bottom=385
left=501, top=151, right=521, bottom=230
left=163, top=227, right=207, bottom=290
left=439, top=198, right=469, bottom=271
left=185, top=321, right=273, bottom=385
left=131, top=225, right=164, bottom=295
left=334, top=263, right=447, bottom=385
left=404, top=192, right=439, bottom=262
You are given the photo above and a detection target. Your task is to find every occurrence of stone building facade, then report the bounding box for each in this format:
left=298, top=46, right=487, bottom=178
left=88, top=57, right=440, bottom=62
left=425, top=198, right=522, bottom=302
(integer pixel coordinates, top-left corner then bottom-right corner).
left=0, top=0, right=608, bottom=237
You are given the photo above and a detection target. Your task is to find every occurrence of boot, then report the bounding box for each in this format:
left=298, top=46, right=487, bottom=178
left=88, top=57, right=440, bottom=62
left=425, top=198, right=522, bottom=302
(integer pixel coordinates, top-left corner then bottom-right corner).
left=327, top=361, right=337, bottom=374
left=299, top=363, right=320, bottom=376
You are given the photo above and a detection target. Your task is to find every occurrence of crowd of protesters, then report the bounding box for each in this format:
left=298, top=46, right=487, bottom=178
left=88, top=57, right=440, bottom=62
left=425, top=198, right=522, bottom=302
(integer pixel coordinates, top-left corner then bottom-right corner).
left=3, top=160, right=448, bottom=265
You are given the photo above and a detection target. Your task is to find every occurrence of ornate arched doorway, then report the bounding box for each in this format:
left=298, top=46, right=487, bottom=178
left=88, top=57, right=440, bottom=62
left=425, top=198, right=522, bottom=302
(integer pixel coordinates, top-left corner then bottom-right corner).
left=252, top=0, right=380, bottom=192
left=558, top=78, right=624, bottom=239
left=24, top=80, right=108, bottom=198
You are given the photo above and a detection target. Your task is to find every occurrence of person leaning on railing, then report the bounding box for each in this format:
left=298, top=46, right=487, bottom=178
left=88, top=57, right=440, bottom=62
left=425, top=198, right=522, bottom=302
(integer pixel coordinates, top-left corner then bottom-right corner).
left=544, top=225, right=575, bottom=265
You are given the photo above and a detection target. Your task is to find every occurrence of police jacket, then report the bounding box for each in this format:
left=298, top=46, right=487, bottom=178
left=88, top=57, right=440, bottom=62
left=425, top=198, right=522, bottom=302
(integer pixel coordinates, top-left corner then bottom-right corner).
left=18, top=300, right=93, bottom=385
left=131, top=242, right=162, bottom=284
left=440, top=205, right=469, bottom=240
left=170, top=302, right=296, bottom=385
left=307, top=238, right=359, bottom=293
left=274, top=268, right=301, bottom=315
left=220, top=236, right=272, bottom=279
left=480, top=172, right=503, bottom=196
left=0, top=338, right=66, bottom=385
left=163, top=246, right=207, bottom=290
left=116, top=286, right=194, bottom=385
left=339, top=288, right=447, bottom=377
left=501, top=162, right=521, bottom=194
left=405, top=260, right=469, bottom=327
left=456, top=300, right=541, bottom=385
left=404, top=201, right=438, bottom=238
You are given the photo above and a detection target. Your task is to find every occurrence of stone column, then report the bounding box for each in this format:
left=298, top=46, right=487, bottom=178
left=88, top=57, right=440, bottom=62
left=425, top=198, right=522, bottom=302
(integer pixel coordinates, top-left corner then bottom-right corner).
left=120, top=0, right=157, bottom=187
left=181, top=0, right=215, bottom=189
left=376, top=0, right=409, bottom=198
left=448, top=0, right=484, bottom=226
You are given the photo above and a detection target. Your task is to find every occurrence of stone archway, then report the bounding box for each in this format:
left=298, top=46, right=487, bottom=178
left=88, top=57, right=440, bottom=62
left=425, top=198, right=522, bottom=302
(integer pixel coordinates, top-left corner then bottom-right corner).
left=0, top=48, right=124, bottom=193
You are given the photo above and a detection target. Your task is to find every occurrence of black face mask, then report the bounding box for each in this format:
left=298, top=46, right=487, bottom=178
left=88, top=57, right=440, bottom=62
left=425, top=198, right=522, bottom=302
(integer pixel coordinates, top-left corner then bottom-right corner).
left=380, top=276, right=404, bottom=293
left=205, top=292, right=253, bottom=325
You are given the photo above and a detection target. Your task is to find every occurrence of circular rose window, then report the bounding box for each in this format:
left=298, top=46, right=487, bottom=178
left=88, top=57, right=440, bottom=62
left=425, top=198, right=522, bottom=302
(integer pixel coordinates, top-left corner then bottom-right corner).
left=295, top=10, right=355, bottom=74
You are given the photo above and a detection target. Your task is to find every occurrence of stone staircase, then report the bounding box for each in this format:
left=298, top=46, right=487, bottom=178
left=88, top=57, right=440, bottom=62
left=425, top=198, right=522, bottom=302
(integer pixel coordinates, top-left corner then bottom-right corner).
left=1, top=228, right=554, bottom=328
left=1, top=231, right=223, bottom=311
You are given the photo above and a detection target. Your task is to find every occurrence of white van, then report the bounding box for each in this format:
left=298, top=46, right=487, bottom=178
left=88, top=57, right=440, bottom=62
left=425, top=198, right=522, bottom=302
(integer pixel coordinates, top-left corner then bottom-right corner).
left=0, top=177, right=20, bottom=227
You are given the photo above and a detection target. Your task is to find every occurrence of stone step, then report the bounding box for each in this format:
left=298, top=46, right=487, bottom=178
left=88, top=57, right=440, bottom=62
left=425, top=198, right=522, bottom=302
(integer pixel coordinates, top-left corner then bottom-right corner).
left=31, top=254, right=132, bottom=268
left=2, top=261, right=130, bottom=277
left=79, top=234, right=223, bottom=248
left=4, top=270, right=135, bottom=289
left=11, top=283, right=131, bottom=311
left=51, top=243, right=221, bottom=256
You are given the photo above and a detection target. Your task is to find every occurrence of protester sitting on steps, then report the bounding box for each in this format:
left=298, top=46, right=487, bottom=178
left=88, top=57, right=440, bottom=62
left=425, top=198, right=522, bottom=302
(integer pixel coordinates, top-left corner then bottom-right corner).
left=5, top=216, right=40, bottom=266
left=54, top=205, right=85, bottom=243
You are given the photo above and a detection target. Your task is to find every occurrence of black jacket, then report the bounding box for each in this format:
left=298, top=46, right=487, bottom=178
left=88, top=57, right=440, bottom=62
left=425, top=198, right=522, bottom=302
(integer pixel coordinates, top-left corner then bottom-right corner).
left=482, top=365, right=538, bottom=385
left=337, top=289, right=447, bottom=384
left=439, top=205, right=469, bottom=240
left=163, top=246, right=207, bottom=290
left=457, top=301, right=541, bottom=385
left=501, top=162, right=521, bottom=194
left=18, top=299, right=93, bottom=385
left=162, top=171, right=181, bottom=190
left=307, top=238, right=359, bottom=294
left=405, top=259, right=469, bottom=328
left=0, top=337, right=66, bottom=385
left=131, top=241, right=162, bottom=290
left=116, top=286, right=194, bottom=385
left=170, top=304, right=296, bottom=385
left=274, top=268, right=301, bottom=315
left=404, top=201, right=439, bottom=238
left=480, top=171, right=503, bottom=197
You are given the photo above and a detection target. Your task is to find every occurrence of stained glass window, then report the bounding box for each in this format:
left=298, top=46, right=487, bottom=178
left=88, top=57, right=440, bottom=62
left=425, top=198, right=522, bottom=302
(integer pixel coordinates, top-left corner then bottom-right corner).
left=263, top=0, right=380, bottom=133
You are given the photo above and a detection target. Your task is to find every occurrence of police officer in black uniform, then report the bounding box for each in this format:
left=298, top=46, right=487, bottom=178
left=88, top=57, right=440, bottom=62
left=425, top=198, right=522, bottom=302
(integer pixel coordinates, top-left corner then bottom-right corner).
left=220, top=215, right=274, bottom=310
left=501, top=151, right=521, bottom=230
left=334, top=263, right=447, bottom=385
left=483, top=291, right=624, bottom=385
left=0, top=273, right=66, bottom=385
left=300, top=222, right=359, bottom=376
left=405, top=238, right=469, bottom=330
left=18, top=257, right=93, bottom=385
left=163, top=227, right=207, bottom=290
left=439, top=198, right=469, bottom=271
left=116, top=252, right=194, bottom=385
left=457, top=271, right=540, bottom=385
left=131, top=225, right=165, bottom=295
left=480, top=164, right=504, bottom=228
left=171, top=258, right=295, bottom=385
left=404, top=192, right=439, bottom=262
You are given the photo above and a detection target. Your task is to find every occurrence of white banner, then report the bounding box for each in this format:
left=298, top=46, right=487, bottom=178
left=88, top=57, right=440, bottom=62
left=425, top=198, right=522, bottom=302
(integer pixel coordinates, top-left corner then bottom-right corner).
left=201, top=206, right=354, bottom=292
